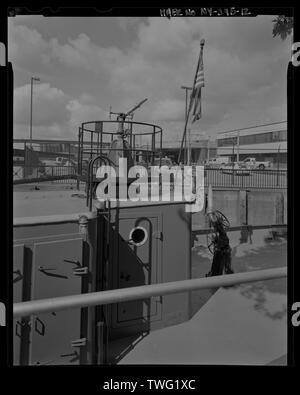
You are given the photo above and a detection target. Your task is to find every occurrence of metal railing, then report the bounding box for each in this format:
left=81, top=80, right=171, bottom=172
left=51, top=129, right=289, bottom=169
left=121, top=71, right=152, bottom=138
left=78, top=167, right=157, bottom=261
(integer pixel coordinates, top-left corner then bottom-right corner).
left=13, top=165, right=77, bottom=184
left=13, top=164, right=287, bottom=189
left=13, top=267, right=287, bottom=318
left=204, top=167, right=287, bottom=189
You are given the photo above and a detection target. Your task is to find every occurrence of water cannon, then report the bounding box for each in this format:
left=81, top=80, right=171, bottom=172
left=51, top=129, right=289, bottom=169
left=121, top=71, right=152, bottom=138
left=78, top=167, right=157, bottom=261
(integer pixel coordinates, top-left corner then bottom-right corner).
left=109, top=98, right=148, bottom=122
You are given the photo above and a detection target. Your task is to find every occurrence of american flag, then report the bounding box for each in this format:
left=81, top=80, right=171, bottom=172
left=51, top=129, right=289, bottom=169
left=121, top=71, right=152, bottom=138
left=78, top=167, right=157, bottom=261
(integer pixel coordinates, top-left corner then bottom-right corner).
left=190, top=41, right=205, bottom=123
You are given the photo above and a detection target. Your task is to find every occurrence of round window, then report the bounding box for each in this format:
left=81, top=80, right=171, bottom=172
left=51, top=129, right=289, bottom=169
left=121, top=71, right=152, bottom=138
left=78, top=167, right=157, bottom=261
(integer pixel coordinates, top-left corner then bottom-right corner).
left=129, top=226, right=148, bottom=247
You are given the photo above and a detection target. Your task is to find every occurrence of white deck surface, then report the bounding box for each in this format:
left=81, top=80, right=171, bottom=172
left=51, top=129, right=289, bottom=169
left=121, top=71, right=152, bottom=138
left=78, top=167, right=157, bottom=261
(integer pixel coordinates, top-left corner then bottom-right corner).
left=13, top=186, right=196, bottom=218
left=14, top=188, right=88, bottom=218
left=119, top=286, right=287, bottom=365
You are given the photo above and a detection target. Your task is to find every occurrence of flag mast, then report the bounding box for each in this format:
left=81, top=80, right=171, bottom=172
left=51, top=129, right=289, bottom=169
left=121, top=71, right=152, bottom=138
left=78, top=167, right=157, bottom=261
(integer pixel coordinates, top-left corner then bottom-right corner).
left=177, top=38, right=205, bottom=164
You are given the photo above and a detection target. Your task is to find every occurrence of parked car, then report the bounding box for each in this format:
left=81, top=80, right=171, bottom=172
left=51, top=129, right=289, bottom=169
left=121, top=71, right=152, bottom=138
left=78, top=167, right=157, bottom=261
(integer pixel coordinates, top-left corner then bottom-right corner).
left=242, top=157, right=271, bottom=170
left=221, top=162, right=250, bottom=175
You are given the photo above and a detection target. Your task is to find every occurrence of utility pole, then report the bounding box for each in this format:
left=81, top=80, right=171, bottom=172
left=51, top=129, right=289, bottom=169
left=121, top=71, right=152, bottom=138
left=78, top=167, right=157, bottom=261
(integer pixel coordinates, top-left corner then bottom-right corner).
left=29, top=76, right=40, bottom=149
left=207, top=137, right=210, bottom=162
left=236, top=130, right=240, bottom=162
left=181, top=86, right=192, bottom=164
left=187, top=127, right=191, bottom=165
left=277, top=144, right=281, bottom=186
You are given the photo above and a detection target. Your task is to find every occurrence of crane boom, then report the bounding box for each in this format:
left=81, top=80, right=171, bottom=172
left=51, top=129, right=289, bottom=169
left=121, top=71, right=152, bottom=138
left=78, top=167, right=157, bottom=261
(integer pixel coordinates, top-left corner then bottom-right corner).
left=125, top=98, right=148, bottom=117
left=109, top=98, right=148, bottom=122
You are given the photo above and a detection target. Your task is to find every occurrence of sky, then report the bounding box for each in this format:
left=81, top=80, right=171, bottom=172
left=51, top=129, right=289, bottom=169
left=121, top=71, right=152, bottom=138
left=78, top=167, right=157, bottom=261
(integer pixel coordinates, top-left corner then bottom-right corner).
left=8, top=15, right=291, bottom=143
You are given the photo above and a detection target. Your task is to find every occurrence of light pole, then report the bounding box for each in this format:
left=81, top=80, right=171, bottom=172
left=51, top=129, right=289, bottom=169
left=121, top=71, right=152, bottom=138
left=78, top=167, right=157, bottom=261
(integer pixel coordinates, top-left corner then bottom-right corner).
left=207, top=136, right=210, bottom=162
left=30, top=76, right=40, bottom=149
left=181, top=86, right=192, bottom=164
left=236, top=130, right=240, bottom=162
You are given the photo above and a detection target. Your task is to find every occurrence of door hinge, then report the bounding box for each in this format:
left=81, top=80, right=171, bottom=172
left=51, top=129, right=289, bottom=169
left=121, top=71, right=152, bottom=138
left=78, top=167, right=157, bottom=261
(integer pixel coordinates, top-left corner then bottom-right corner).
left=71, top=337, right=87, bottom=347
left=73, top=267, right=89, bottom=276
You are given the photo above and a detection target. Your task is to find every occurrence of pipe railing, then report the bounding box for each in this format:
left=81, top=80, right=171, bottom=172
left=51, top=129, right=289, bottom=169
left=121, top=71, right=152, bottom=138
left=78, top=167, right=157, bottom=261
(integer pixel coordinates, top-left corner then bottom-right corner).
left=192, top=223, right=287, bottom=235
left=13, top=267, right=287, bottom=318
left=13, top=212, right=96, bottom=227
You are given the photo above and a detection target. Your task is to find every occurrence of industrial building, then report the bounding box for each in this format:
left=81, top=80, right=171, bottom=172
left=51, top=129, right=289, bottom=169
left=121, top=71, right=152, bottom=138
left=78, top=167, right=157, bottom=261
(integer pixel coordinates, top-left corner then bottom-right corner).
left=161, top=139, right=217, bottom=164
left=217, top=129, right=287, bottom=167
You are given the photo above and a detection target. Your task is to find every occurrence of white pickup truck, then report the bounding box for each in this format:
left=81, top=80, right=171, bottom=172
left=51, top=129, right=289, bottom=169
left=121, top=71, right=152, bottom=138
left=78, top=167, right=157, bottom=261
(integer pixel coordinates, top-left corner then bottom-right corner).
left=206, top=157, right=231, bottom=167
left=242, top=157, right=271, bottom=170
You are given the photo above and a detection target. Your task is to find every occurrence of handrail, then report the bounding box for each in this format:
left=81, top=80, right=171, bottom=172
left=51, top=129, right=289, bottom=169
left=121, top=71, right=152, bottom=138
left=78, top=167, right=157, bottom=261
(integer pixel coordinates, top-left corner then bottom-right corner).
left=192, top=223, right=287, bottom=235
left=81, top=120, right=163, bottom=134
left=13, top=267, right=287, bottom=318
left=13, top=174, right=77, bottom=185
left=13, top=211, right=96, bottom=227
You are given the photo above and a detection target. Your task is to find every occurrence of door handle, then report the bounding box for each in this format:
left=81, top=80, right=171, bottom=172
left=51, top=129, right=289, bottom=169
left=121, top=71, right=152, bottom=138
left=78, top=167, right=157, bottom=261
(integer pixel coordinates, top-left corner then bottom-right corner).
left=63, top=258, right=81, bottom=267
left=38, top=266, right=57, bottom=272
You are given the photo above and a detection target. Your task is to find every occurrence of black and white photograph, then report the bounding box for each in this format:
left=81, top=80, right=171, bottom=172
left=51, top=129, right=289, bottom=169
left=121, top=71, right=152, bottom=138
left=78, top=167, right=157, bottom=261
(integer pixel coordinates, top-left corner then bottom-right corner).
left=1, top=6, right=298, bottom=376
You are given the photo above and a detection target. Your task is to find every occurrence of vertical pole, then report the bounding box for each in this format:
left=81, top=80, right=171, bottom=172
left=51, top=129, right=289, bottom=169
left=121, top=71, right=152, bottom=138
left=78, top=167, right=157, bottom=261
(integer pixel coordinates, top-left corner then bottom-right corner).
left=237, top=131, right=240, bottom=163
left=189, top=128, right=191, bottom=165
left=100, top=122, right=103, bottom=156
left=185, top=88, right=188, bottom=123
left=277, top=145, right=281, bottom=186
left=130, top=122, right=133, bottom=155
left=159, top=128, right=162, bottom=167
left=187, top=128, right=190, bottom=165
left=181, top=86, right=193, bottom=165
left=29, top=77, right=40, bottom=150
left=30, top=78, right=33, bottom=150
left=77, top=127, right=81, bottom=190
left=24, top=141, right=26, bottom=177
left=231, top=140, right=234, bottom=186
left=153, top=126, right=156, bottom=164
left=184, top=88, right=188, bottom=165
left=207, top=138, right=210, bottom=162
left=97, top=126, right=100, bottom=156
left=91, top=128, right=93, bottom=162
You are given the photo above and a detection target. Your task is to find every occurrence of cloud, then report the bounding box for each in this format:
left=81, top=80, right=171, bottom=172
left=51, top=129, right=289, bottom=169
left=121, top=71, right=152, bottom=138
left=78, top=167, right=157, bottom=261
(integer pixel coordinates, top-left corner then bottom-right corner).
left=117, top=17, right=143, bottom=31
left=8, top=20, right=51, bottom=71
left=13, top=82, right=108, bottom=139
left=50, top=33, right=126, bottom=74
left=9, top=16, right=290, bottom=141
left=151, top=99, right=185, bottom=121
left=14, top=83, right=69, bottom=126
left=66, top=98, right=108, bottom=130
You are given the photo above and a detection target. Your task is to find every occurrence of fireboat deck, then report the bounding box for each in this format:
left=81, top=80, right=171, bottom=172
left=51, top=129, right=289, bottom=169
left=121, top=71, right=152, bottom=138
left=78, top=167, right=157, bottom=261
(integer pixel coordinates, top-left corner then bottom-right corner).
left=13, top=184, right=287, bottom=365
left=119, top=286, right=287, bottom=365
left=13, top=183, right=196, bottom=218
